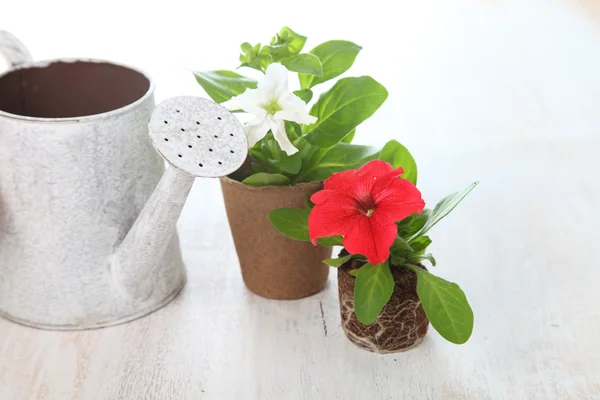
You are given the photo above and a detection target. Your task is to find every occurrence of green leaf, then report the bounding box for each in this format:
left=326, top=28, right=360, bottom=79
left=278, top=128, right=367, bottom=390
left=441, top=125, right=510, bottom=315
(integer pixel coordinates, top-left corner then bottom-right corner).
left=410, top=182, right=479, bottom=240
left=255, top=132, right=284, bottom=171
left=341, top=129, right=356, bottom=144
left=193, top=70, right=257, bottom=104
left=242, top=173, right=291, bottom=187
left=396, top=214, right=418, bottom=237
left=302, top=76, right=388, bottom=148
left=404, top=265, right=474, bottom=344
left=251, top=163, right=264, bottom=174
left=285, top=121, right=303, bottom=140
left=269, top=152, right=302, bottom=175
left=240, top=42, right=253, bottom=58
left=268, top=208, right=310, bottom=241
left=299, top=40, right=362, bottom=89
left=259, top=129, right=302, bottom=174
left=304, top=195, right=314, bottom=210
left=248, top=146, right=271, bottom=172
left=323, top=254, right=352, bottom=267
left=293, top=89, right=313, bottom=103
left=397, top=210, right=431, bottom=238
left=281, top=53, right=323, bottom=77
left=239, top=42, right=271, bottom=73
left=392, top=236, right=412, bottom=252
left=354, top=262, right=395, bottom=325
left=390, top=236, right=413, bottom=265
left=348, top=269, right=360, bottom=277
left=409, top=235, right=432, bottom=253
left=295, top=136, right=319, bottom=164
left=391, top=255, right=407, bottom=266
left=263, top=27, right=307, bottom=61
left=249, top=145, right=268, bottom=160
left=317, top=235, right=343, bottom=247
left=408, top=253, right=436, bottom=266
left=296, top=143, right=379, bottom=183
left=379, top=140, right=418, bottom=185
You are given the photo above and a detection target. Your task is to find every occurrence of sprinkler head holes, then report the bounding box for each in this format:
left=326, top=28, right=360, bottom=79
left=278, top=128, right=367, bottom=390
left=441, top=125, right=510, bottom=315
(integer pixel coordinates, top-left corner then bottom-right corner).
left=149, top=96, right=248, bottom=178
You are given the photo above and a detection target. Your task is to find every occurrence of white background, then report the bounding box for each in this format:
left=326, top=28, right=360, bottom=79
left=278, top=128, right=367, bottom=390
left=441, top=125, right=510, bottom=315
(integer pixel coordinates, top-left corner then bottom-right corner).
left=4, top=0, right=600, bottom=147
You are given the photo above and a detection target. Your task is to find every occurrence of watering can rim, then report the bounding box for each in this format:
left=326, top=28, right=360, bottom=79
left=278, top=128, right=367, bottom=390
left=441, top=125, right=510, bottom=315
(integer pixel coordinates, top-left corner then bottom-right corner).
left=0, top=57, right=155, bottom=124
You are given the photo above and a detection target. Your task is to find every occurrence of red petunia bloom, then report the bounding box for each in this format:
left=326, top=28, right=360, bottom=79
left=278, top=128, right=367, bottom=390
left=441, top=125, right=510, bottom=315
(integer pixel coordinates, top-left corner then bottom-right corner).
left=308, top=160, right=425, bottom=265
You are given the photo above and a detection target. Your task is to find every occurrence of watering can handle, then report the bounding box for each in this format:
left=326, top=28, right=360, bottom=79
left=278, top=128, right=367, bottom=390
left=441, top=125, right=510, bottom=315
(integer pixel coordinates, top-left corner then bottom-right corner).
left=0, top=31, right=32, bottom=69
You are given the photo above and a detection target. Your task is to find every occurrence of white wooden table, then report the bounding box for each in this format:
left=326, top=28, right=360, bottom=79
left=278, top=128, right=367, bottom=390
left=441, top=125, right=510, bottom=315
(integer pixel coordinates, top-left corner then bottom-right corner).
left=1, top=0, right=600, bottom=398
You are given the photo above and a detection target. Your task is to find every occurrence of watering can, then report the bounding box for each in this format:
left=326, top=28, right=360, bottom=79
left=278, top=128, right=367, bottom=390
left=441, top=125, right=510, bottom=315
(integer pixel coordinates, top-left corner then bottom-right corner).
left=0, top=31, right=248, bottom=329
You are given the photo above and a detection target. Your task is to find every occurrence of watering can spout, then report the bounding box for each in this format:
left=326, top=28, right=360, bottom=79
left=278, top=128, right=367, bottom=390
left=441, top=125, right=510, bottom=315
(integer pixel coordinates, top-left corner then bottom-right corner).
left=111, top=167, right=195, bottom=300
left=111, top=96, right=248, bottom=301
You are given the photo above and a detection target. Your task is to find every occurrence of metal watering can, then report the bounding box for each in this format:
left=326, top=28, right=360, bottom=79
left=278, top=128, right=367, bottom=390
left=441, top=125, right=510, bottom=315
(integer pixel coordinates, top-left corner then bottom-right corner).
left=0, top=31, right=248, bottom=329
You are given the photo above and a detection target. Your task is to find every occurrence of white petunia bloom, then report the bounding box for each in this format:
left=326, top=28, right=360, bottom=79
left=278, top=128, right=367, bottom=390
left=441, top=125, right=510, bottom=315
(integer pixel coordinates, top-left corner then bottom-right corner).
left=225, top=63, right=317, bottom=155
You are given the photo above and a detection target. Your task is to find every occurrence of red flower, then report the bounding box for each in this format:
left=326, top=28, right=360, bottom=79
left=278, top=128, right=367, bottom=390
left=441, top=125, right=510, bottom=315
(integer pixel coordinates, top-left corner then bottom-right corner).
left=308, top=160, right=425, bottom=265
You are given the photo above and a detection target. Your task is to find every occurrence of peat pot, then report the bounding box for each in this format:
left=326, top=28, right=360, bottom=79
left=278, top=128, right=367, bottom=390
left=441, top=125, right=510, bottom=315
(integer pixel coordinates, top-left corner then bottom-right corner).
left=338, top=260, right=429, bottom=353
left=220, top=177, right=331, bottom=299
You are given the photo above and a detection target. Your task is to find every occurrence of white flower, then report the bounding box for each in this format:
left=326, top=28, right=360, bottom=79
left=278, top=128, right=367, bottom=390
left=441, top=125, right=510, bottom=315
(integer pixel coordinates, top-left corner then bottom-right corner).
left=225, top=63, right=317, bottom=155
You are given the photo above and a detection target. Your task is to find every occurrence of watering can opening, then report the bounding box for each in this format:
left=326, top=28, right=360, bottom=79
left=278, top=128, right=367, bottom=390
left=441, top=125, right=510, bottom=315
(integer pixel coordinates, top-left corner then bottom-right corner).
left=0, top=60, right=152, bottom=120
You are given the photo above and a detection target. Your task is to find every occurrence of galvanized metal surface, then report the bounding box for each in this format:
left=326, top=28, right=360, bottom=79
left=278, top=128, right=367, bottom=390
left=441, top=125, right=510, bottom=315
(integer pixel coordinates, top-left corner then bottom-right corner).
left=112, top=97, right=247, bottom=301
left=0, top=31, right=32, bottom=67
left=0, top=33, right=195, bottom=329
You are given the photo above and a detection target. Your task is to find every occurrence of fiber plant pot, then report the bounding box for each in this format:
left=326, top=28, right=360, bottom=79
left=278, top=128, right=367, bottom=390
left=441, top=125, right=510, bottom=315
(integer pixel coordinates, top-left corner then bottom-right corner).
left=220, top=177, right=331, bottom=299
left=338, top=260, right=429, bottom=353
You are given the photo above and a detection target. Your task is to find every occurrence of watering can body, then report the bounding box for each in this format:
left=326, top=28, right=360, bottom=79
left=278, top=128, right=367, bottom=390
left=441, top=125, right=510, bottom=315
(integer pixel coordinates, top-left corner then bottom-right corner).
left=0, top=32, right=186, bottom=329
